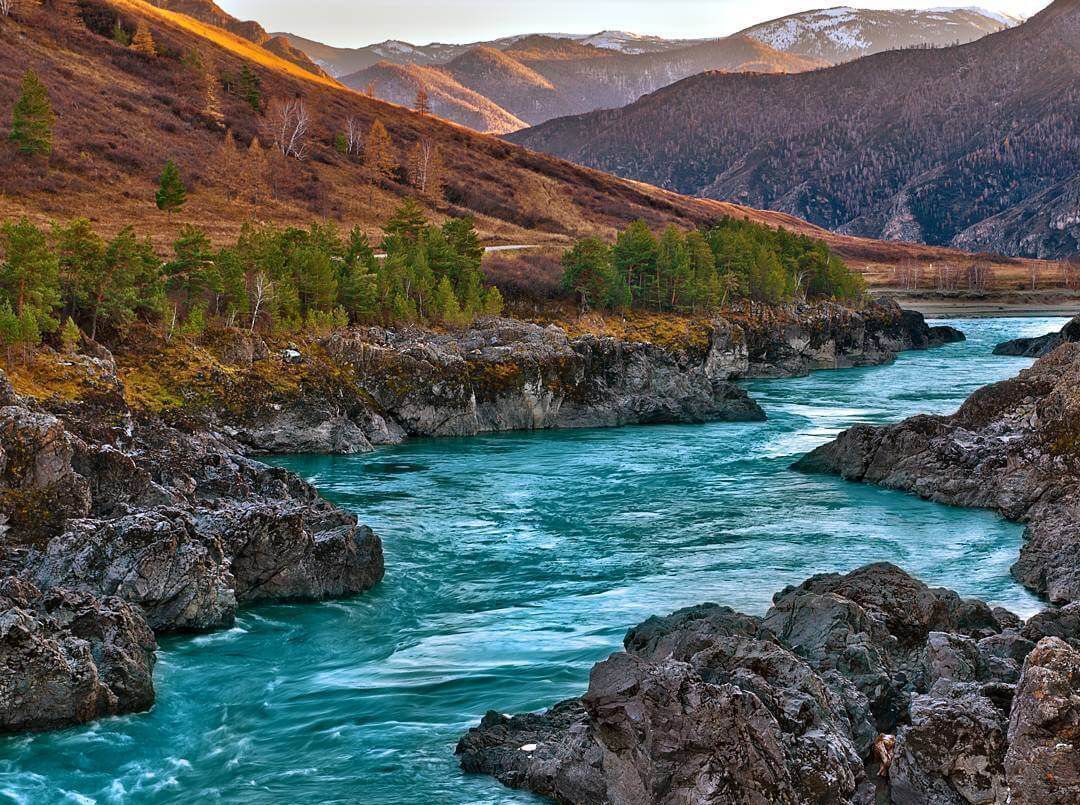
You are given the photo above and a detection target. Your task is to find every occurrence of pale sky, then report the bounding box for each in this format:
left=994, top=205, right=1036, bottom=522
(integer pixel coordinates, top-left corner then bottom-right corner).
left=217, top=1, right=1052, bottom=47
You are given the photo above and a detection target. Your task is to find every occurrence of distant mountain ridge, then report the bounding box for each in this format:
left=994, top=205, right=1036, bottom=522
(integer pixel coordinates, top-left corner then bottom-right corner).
left=334, top=35, right=824, bottom=133
left=736, top=5, right=1020, bottom=63
left=276, top=6, right=1016, bottom=134
left=508, top=0, right=1080, bottom=259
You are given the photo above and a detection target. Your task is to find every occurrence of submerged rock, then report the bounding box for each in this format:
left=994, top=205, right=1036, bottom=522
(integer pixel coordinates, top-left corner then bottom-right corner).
left=459, top=564, right=1072, bottom=804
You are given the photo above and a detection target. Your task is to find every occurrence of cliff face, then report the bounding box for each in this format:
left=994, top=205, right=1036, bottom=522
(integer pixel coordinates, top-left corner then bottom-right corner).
left=193, top=304, right=960, bottom=455
left=795, top=332, right=1080, bottom=605
left=458, top=564, right=1080, bottom=805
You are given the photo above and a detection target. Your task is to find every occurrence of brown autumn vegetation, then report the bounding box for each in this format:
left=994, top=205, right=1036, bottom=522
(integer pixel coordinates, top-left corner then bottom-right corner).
left=0, top=0, right=1064, bottom=299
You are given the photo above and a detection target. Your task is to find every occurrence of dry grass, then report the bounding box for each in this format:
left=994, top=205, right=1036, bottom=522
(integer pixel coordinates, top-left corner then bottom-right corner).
left=0, top=0, right=1066, bottom=289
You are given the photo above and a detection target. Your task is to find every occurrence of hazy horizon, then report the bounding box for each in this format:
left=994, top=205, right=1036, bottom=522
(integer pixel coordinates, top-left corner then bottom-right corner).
left=217, top=0, right=1051, bottom=48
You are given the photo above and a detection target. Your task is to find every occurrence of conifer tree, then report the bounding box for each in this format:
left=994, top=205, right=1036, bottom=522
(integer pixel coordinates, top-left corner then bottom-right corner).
left=481, top=286, right=504, bottom=316
left=9, top=70, right=55, bottom=157
left=131, top=22, right=156, bottom=56
left=611, top=220, right=657, bottom=305
left=363, top=120, right=396, bottom=187
left=433, top=275, right=463, bottom=325
left=238, top=65, right=261, bottom=111
left=112, top=20, right=131, bottom=46
left=413, top=88, right=431, bottom=115
left=0, top=218, right=61, bottom=339
left=383, top=198, right=428, bottom=245
left=60, top=317, right=81, bottom=353
left=156, top=160, right=187, bottom=213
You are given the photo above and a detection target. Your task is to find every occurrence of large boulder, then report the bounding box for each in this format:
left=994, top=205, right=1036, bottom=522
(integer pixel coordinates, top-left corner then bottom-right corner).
left=1005, top=637, right=1080, bottom=805
left=0, top=578, right=155, bottom=733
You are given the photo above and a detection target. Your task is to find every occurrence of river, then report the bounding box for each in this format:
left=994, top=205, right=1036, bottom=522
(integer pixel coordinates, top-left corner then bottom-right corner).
left=0, top=316, right=1068, bottom=805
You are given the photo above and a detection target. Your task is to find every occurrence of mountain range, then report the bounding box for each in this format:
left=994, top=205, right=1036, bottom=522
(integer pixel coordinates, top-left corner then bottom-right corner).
left=2, top=0, right=1032, bottom=277
left=509, top=1, right=1080, bottom=259
left=277, top=7, right=1017, bottom=133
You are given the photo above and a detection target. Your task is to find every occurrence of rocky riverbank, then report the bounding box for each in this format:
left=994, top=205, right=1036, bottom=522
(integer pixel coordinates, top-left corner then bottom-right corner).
left=0, top=349, right=384, bottom=733
left=0, top=300, right=958, bottom=734
left=993, top=312, right=1080, bottom=357
left=795, top=330, right=1080, bottom=605
left=457, top=564, right=1080, bottom=805
left=114, top=300, right=960, bottom=456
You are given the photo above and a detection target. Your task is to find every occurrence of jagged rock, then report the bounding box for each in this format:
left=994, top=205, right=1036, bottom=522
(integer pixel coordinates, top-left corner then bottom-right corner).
left=889, top=680, right=1009, bottom=805
left=28, top=510, right=237, bottom=632
left=793, top=344, right=1080, bottom=604
left=741, top=301, right=964, bottom=378
left=0, top=364, right=385, bottom=732
left=457, top=701, right=606, bottom=804
left=1021, top=602, right=1080, bottom=649
left=1005, top=637, right=1080, bottom=805
left=460, top=564, right=1076, bottom=805
left=0, top=577, right=155, bottom=733
left=993, top=314, right=1080, bottom=357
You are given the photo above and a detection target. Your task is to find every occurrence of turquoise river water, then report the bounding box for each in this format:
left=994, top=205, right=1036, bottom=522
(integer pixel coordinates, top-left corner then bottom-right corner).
left=0, top=316, right=1070, bottom=804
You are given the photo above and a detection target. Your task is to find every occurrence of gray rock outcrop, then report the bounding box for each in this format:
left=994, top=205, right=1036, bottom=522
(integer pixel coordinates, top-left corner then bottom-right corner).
left=0, top=354, right=385, bottom=732
left=1005, top=637, right=1080, bottom=805
left=794, top=341, right=1080, bottom=604
left=0, top=577, right=156, bottom=734
left=458, top=564, right=1073, bottom=804
left=993, top=313, right=1080, bottom=357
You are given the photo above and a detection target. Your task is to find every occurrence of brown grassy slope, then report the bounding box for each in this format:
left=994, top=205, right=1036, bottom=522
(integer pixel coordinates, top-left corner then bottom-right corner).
left=0, top=0, right=1055, bottom=286
left=339, top=61, right=528, bottom=135
left=142, top=0, right=331, bottom=77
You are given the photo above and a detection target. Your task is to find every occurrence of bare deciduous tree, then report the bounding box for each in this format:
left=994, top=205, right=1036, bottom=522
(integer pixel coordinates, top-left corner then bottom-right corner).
left=345, top=116, right=362, bottom=156
left=406, top=139, right=444, bottom=200
left=0, top=0, right=15, bottom=17
left=265, top=97, right=311, bottom=160
left=248, top=272, right=274, bottom=332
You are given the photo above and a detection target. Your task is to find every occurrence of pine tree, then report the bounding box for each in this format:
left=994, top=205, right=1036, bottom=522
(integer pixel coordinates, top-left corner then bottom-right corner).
left=413, top=88, right=431, bottom=115
left=111, top=20, right=131, bottom=46
left=433, top=276, right=463, bottom=325
left=611, top=220, right=657, bottom=305
left=363, top=120, right=396, bottom=186
left=481, top=286, right=504, bottom=316
left=383, top=198, right=428, bottom=245
left=0, top=218, right=61, bottom=338
left=9, top=70, right=55, bottom=157
left=60, top=317, right=81, bottom=353
left=156, top=160, right=187, bottom=213
left=238, top=65, right=261, bottom=112
left=131, top=22, right=156, bottom=56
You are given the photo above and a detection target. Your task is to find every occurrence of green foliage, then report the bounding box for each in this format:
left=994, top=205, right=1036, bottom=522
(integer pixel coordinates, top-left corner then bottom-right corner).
left=562, top=217, right=866, bottom=312
left=482, top=286, right=504, bottom=316
left=60, top=318, right=82, bottom=353
left=155, top=160, right=187, bottom=213
left=333, top=132, right=348, bottom=154
left=239, top=65, right=261, bottom=112
left=112, top=20, right=132, bottom=47
left=0, top=205, right=504, bottom=356
left=0, top=219, right=61, bottom=337
left=9, top=70, right=55, bottom=157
